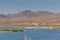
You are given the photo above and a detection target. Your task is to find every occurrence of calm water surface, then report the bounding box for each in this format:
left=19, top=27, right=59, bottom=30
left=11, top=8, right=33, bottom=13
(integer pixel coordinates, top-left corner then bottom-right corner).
left=24, top=29, right=60, bottom=40
left=0, top=32, right=24, bottom=40
left=0, top=27, right=24, bottom=40
left=0, top=27, right=60, bottom=40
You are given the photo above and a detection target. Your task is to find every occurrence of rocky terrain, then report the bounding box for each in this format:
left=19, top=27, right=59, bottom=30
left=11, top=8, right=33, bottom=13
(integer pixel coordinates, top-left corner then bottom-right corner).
left=0, top=10, right=60, bottom=26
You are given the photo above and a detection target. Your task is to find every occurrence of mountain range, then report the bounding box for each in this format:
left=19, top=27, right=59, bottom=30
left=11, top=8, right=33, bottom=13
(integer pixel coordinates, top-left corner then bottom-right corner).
left=0, top=10, right=60, bottom=21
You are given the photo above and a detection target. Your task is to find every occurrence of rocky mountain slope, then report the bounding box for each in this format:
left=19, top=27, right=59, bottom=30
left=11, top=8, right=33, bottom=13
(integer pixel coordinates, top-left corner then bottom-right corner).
left=0, top=10, right=60, bottom=21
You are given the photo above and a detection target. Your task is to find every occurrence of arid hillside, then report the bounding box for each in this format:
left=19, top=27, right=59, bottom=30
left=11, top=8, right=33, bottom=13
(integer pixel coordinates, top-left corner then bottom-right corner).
left=0, top=10, right=60, bottom=26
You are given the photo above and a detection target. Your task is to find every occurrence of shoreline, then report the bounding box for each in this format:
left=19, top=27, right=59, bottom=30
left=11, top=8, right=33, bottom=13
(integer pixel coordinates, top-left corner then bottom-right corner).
left=0, top=26, right=60, bottom=30
left=24, top=26, right=60, bottom=30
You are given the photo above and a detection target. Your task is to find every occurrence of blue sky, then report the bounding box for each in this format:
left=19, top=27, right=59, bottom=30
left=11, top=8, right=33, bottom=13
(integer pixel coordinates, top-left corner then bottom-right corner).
left=0, top=0, right=60, bottom=14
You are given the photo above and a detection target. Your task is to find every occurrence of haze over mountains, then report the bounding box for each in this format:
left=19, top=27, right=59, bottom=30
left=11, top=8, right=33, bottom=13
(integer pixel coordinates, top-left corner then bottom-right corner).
left=0, top=10, right=60, bottom=21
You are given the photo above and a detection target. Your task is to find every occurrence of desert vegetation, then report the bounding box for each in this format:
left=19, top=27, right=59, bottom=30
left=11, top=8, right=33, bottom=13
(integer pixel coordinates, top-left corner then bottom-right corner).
left=0, top=29, right=24, bottom=32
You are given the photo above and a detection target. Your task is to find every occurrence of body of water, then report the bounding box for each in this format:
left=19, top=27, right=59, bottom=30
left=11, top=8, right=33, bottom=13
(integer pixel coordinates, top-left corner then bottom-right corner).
left=0, top=32, right=24, bottom=40
left=24, top=29, right=60, bottom=40
left=0, top=27, right=24, bottom=40
left=0, top=27, right=60, bottom=40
